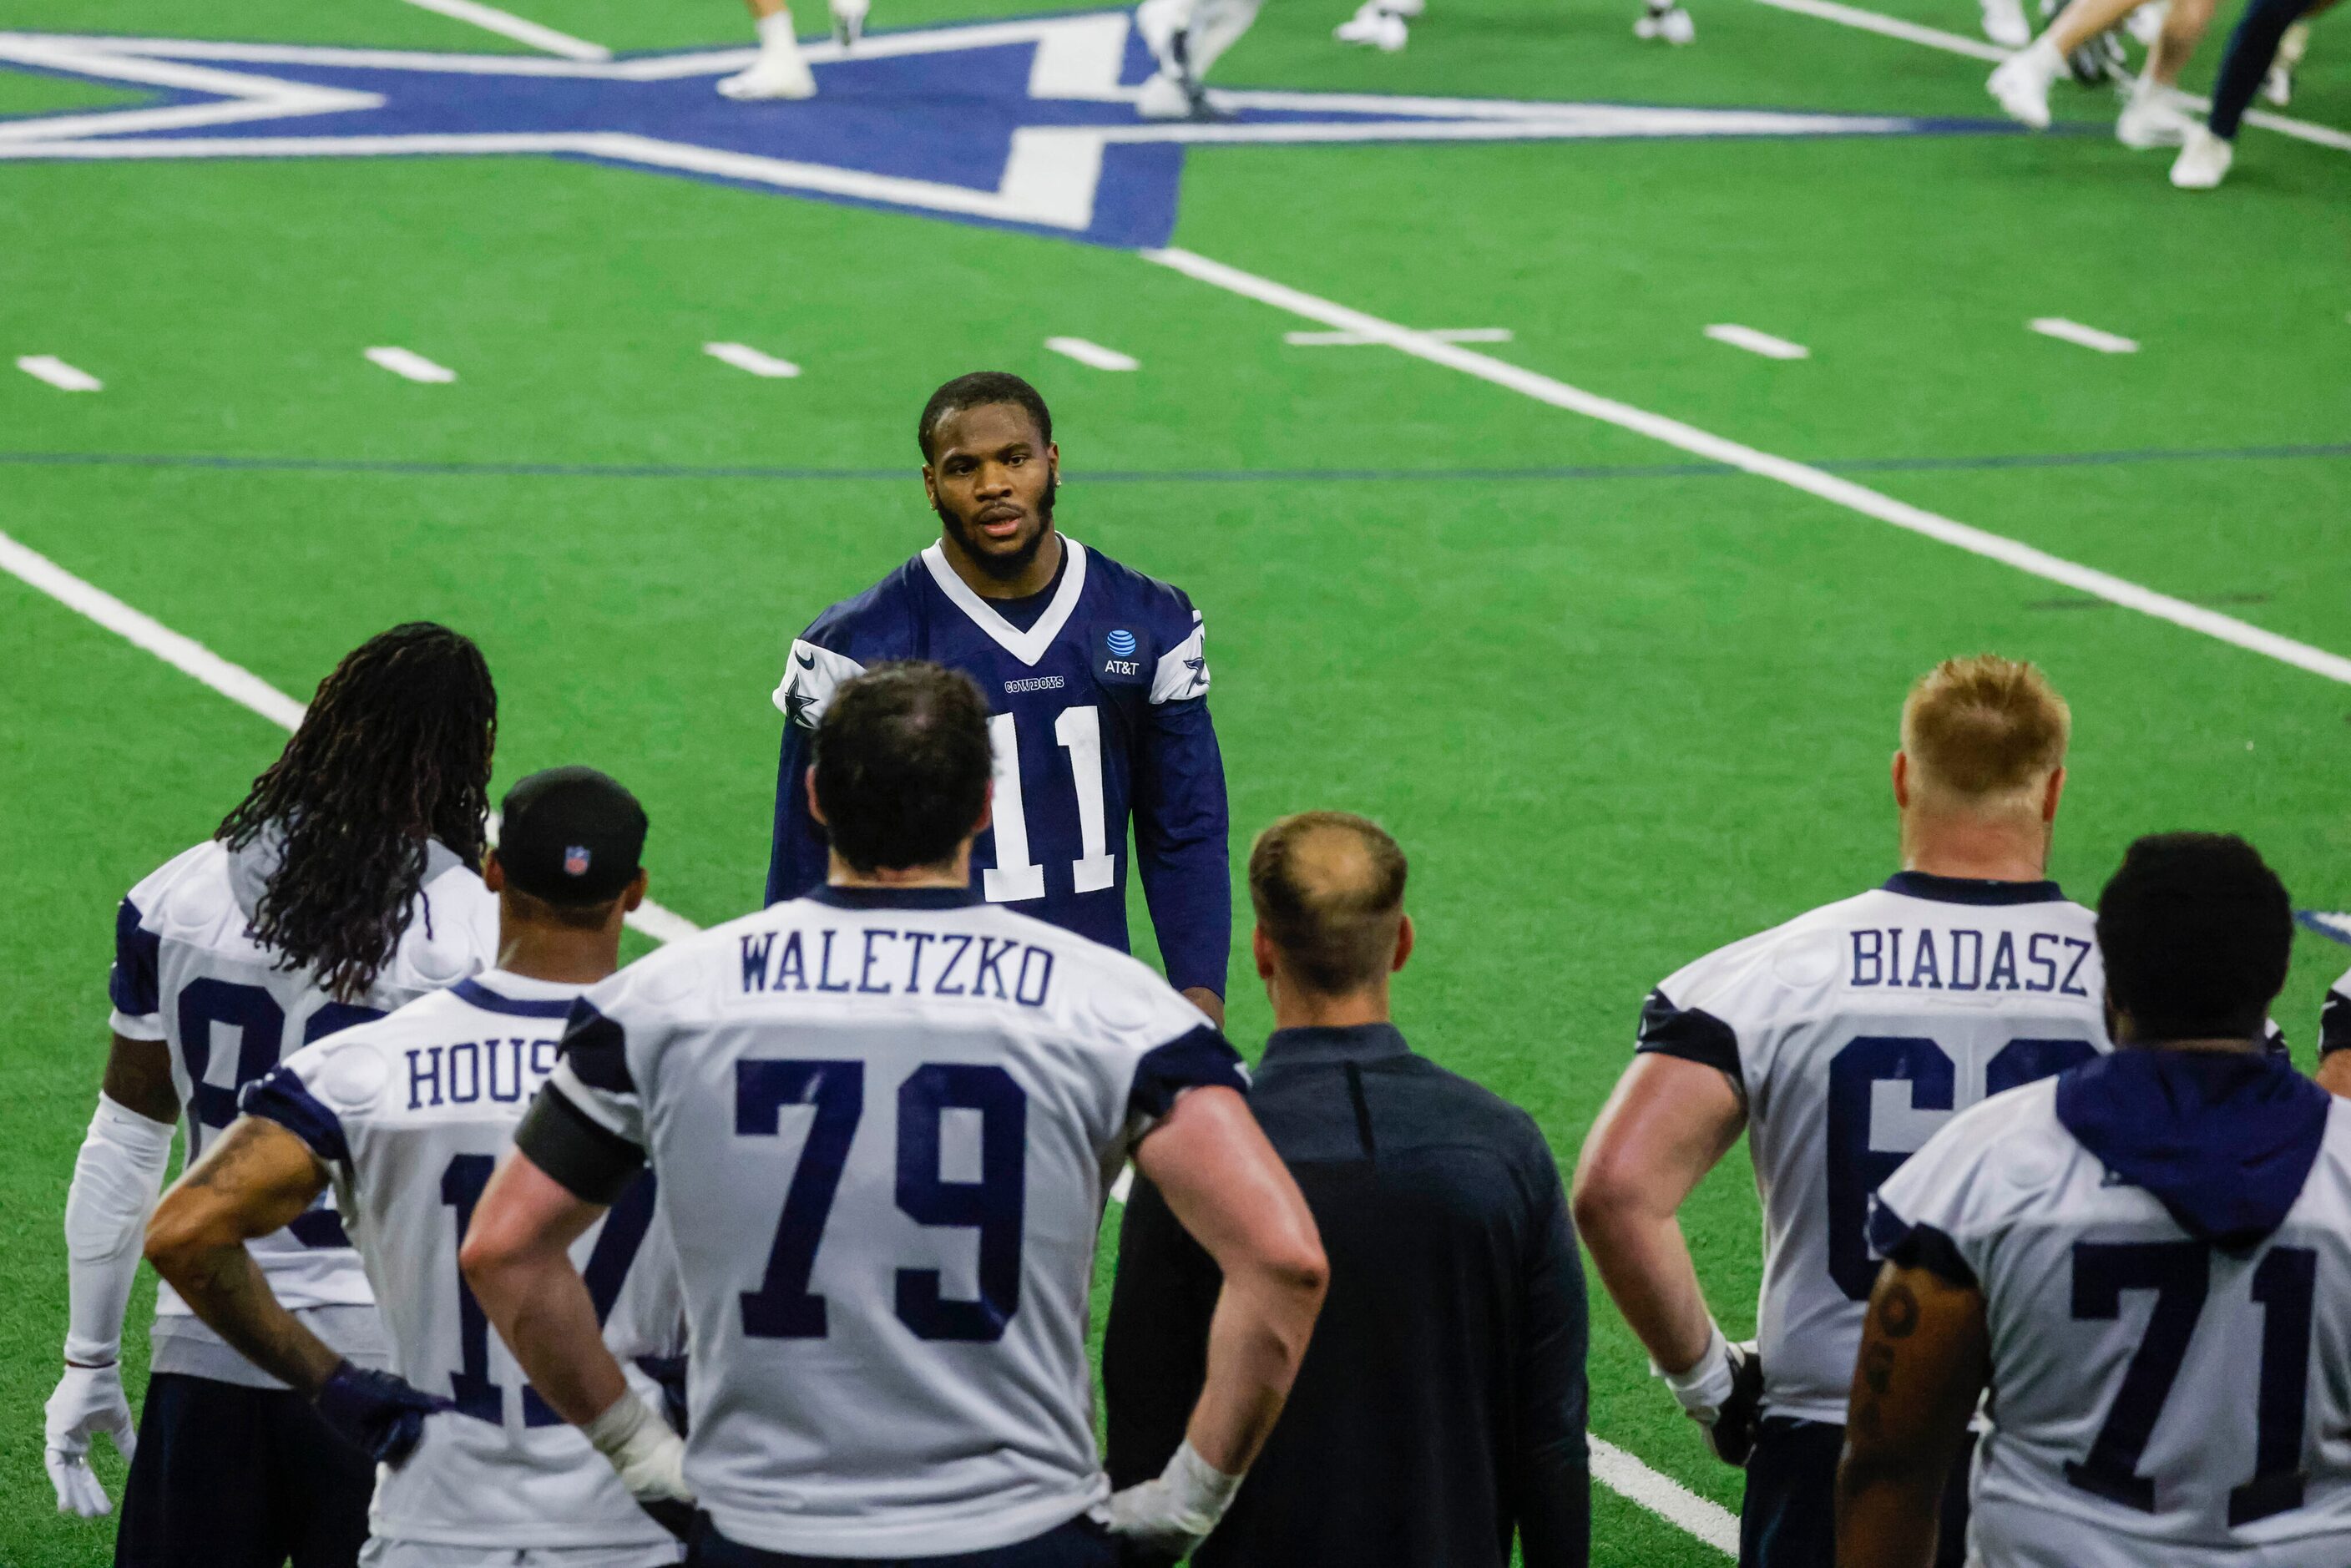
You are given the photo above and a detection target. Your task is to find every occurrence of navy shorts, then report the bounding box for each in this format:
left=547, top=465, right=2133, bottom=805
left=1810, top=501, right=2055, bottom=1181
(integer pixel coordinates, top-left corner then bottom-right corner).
left=690, top=1514, right=1119, bottom=1568
left=115, top=1372, right=378, bottom=1568
left=1740, top=1415, right=1972, bottom=1568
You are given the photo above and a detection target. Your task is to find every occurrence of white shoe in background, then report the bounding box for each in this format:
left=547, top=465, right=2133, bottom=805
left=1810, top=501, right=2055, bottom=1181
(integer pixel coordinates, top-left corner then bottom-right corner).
left=1335, top=3, right=1411, bottom=48
left=2169, top=123, right=2233, bottom=186
left=1634, top=2, right=1696, bottom=43
left=1988, top=38, right=2060, bottom=128
left=1981, top=0, right=2031, bottom=49
left=2116, top=78, right=2196, bottom=148
left=718, top=19, right=817, bottom=99
left=828, top=0, right=868, bottom=46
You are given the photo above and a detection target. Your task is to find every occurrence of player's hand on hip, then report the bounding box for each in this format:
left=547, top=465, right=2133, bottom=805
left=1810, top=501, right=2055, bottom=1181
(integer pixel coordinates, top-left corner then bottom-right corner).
left=44, top=1362, right=137, bottom=1515
left=585, top=1388, right=695, bottom=1534
left=1101, top=1439, right=1244, bottom=1562
left=1656, top=1321, right=1765, bottom=1468
left=314, top=1359, right=451, bottom=1466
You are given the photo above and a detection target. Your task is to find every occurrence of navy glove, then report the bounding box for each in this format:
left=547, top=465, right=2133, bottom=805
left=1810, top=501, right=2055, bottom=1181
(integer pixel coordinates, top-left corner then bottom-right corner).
left=314, top=1360, right=448, bottom=1466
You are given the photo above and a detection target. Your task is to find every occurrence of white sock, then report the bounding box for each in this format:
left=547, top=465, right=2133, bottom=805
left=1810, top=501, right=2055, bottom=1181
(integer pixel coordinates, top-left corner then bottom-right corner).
left=756, top=11, right=797, bottom=50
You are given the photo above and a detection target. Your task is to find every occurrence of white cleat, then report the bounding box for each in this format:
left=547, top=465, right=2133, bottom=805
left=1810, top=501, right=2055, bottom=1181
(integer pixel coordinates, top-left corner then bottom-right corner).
left=1980, top=0, right=2030, bottom=49
left=1634, top=2, right=1696, bottom=43
left=2170, top=123, right=2233, bottom=187
left=1987, top=40, right=2060, bottom=129
left=2116, top=80, right=2196, bottom=148
left=828, top=0, right=868, bottom=46
left=718, top=48, right=817, bottom=98
left=1335, top=3, right=1411, bottom=49
left=1135, top=68, right=1204, bottom=119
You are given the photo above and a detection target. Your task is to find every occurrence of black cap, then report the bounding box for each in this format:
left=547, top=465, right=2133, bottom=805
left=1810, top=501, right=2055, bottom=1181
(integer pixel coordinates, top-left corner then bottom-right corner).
left=498, top=767, right=647, bottom=903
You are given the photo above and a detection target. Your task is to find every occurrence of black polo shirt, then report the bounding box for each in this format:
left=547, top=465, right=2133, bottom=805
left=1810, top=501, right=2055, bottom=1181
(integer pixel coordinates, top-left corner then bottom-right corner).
left=1104, top=1022, right=1590, bottom=1567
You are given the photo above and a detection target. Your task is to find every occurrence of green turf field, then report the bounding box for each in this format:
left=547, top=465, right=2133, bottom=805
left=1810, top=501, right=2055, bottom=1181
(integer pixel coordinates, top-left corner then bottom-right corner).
left=3, top=0, right=2348, bottom=1556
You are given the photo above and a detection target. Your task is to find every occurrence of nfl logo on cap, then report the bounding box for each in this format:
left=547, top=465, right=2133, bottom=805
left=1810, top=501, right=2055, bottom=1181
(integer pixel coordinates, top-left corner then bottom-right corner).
left=564, top=845, right=592, bottom=878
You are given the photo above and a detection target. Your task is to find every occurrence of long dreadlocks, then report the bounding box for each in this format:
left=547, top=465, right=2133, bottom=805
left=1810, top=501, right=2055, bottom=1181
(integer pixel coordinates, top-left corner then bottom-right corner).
left=216, top=622, right=497, bottom=1002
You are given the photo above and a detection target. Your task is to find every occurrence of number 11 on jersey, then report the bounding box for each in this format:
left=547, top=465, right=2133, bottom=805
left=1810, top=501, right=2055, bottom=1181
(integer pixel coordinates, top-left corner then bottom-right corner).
left=985, top=708, right=1115, bottom=903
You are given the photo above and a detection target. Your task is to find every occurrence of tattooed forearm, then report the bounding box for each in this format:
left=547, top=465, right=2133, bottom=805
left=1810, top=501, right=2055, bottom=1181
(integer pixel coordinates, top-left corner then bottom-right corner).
left=171, top=1242, right=341, bottom=1393
left=1877, top=1281, right=1919, bottom=1337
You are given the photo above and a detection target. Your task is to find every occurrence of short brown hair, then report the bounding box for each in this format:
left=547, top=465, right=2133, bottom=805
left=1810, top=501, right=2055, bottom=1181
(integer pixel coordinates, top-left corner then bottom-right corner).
left=813, top=662, right=993, bottom=873
left=1900, top=655, right=2070, bottom=804
left=1248, top=812, right=1408, bottom=995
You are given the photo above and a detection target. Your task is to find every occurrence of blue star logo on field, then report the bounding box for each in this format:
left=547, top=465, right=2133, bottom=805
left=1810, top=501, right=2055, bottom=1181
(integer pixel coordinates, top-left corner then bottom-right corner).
left=0, top=15, right=2009, bottom=247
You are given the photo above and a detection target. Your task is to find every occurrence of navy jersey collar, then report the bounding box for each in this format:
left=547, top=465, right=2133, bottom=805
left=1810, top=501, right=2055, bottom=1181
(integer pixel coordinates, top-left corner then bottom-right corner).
left=1883, top=870, right=2065, bottom=906
left=1261, top=1022, right=1413, bottom=1067
left=807, top=884, right=984, bottom=911
left=453, top=975, right=579, bottom=1019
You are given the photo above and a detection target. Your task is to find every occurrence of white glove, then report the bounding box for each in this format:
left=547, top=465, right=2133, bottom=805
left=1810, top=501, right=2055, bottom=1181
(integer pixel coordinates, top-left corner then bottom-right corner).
left=45, top=1363, right=137, bottom=1516
left=1654, top=1320, right=1764, bottom=1467
left=1102, top=1439, right=1245, bottom=1560
left=584, top=1388, right=692, bottom=1507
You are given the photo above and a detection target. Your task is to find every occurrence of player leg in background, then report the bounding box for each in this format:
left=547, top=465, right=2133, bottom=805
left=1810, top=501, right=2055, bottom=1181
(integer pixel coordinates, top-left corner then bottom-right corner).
left=1136, top=0, right=1262, bottom=119
left=1988, top=0, right=2157, bottom=128
left=114, top=1376, right=301, bottom=1568
left=717, top=0, right=817, bottom=100
left=2172, top=0, right=2322, bottom=182
left=1335, top=0, right=1423, bottom=55
left=2112, top=0, right=2222, bottom=147
left=2263, top=13, right=2316, bottom=99
left=1737, top=1418, right=1843, bottom=1567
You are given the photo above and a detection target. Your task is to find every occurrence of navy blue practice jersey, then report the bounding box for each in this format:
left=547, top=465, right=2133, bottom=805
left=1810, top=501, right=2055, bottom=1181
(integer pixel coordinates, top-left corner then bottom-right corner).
left=765, top=538, right=1231, bottom=998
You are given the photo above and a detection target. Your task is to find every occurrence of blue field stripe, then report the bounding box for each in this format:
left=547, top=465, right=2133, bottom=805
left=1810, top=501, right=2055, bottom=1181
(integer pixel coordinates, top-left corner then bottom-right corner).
left=3, top=443, right=2348, bottom=484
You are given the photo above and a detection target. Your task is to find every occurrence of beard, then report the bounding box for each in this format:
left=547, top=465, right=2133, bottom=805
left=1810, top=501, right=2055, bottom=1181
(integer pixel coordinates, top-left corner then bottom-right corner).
left=938, top=473, right=1058, bottom=582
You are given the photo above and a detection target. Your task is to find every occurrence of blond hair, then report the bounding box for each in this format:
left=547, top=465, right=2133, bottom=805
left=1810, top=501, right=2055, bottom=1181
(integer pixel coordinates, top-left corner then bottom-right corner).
left=1900, top=655, right=2070, bottom=807
left=1249, top=812, right=1408, bottom=995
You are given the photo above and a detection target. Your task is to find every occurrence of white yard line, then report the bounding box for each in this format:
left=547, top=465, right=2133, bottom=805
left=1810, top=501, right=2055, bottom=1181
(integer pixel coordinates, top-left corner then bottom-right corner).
left=393, top=0, right=612, bottom=61
left=705, top=341, right=802, bottom=378
left=1143, top=245, right=2351, bottom=688
left=17, top=354, right=103, bottom=390
left=1288, top=326, right=1511, bottom=345
left=2029, top=317, right=2138, bottom=353
left=1287, top=326, right=1514, bottom=346
left=1747, top=0, right=2351, bottom=149
left=1591, top=1436, right=1742, bottom=1554
left=366, top=346, right=458, bottom=382
left=1044, top=336, right=1140, bottom=371
left=0, top=529, right=698, bottom=943
left=1704, top=324, right=1810, bottom=360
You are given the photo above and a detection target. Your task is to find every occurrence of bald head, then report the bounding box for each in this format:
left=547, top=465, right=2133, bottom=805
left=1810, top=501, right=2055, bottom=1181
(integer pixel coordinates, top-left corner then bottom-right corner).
left=1249, top=812, right=1408, bottom=996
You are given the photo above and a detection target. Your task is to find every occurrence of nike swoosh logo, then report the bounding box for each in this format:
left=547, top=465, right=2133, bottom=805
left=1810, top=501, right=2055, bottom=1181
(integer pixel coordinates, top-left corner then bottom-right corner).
left=796, top=650, right=815, bottom=668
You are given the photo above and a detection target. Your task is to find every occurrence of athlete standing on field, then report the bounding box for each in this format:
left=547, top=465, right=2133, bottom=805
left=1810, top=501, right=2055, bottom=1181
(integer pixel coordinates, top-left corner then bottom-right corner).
left=46, top=623, right=502, bottom=1566
left=144, top=767, right=687, bottom=1568
left=766, top=371, right=1231, bottom=1026
left=1572, top=655, right=2110, bottom=1568
left=1844, top=834, right=2351, bottom=1568
left=470, top=663, right=1326, bottom=1566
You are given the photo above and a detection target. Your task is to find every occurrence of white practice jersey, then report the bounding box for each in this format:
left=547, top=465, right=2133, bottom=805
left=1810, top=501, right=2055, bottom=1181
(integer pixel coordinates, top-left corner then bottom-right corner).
left=245, top=971, right=685, bottom=1552
left=530, top=886, right=1249, bottom=1559
left=1635, top=872, right=2109, bottom=1421
left=109, top=835, right=499, bottom=1382
left=1876, top=1077, right=2351, bottom=1568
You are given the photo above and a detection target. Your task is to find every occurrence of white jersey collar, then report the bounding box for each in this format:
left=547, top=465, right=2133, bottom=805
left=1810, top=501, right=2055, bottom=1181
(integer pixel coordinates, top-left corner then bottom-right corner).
left=918, top=535, right=1088, bottom=668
